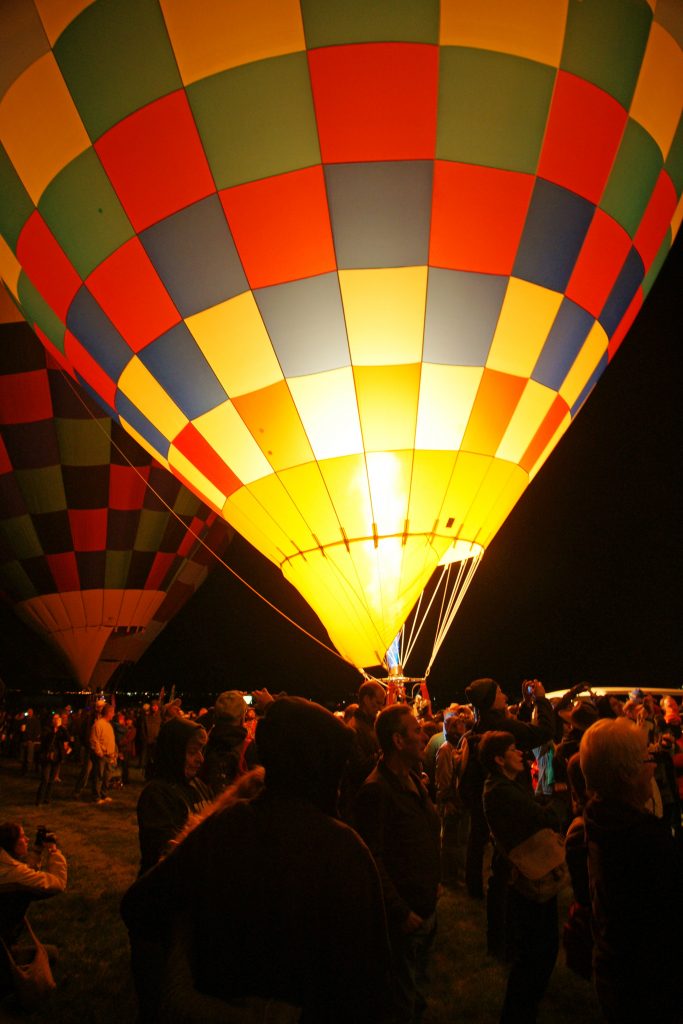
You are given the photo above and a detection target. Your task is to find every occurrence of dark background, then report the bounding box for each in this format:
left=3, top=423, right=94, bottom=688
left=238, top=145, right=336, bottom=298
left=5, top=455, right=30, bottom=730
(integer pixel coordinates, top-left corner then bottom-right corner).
left=1, top=235, right=681, bottom=709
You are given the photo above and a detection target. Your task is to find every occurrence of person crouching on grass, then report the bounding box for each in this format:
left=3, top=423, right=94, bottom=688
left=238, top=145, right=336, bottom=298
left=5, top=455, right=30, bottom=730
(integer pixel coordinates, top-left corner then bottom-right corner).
left=0, top=822, right=66, bottom=999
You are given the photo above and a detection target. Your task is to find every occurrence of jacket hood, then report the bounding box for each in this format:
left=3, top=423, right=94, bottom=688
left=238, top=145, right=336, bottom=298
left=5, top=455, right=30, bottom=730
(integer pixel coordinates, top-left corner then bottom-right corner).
left=153, top=718, right=207, bottom=784
left=256, top=697, right=352, bottom=814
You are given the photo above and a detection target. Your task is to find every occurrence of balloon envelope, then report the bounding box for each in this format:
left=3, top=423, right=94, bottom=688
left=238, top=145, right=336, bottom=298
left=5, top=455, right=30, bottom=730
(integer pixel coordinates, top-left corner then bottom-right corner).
left=0, top=1, right=681, bottom=669
left=0, top=301, right=231, bottom=688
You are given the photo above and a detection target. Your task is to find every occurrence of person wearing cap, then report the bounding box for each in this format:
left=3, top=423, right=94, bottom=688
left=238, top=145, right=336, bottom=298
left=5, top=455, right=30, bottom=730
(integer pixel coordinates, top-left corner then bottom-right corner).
left=199, top=691, right=256, bottom=796
left=122, top=697, right=390, bottom=1023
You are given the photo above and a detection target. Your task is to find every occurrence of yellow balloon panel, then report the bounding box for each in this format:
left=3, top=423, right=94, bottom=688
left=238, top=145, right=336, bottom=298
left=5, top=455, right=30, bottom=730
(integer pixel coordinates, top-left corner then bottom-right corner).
left=630, top=22, right=683, bottom=159
left=187, top=293, right=284, bottom=398
left=288, top=368, right=364, bottom=461
left=232, top=381, right=315, bottom=472
left=0, top=53, right=89, bottom=204
left=487, top=279, right=564, bottom=378
left=440, top=0, right=568, bottom=66
left=354, top=364, right=421, bottom=452
left=340, top=268, right=428, bottom=365
left=416, top=364, right=484, bottom=451
left=161, top=0, right=306, bottom=84
left=317, top=454, right=375, bottom=541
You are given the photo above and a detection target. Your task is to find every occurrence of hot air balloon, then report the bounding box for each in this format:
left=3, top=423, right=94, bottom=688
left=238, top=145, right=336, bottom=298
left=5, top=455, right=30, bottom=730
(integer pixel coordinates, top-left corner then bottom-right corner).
left=0, top=292, right=231, bottom=689
left=0, top=1, right=681, bottom=674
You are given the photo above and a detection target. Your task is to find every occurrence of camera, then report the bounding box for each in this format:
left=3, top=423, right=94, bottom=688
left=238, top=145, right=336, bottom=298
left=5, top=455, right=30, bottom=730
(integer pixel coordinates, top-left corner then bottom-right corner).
left=35, top=825, right=57, bottom=849
left=524, top=682, right=535, bottom=698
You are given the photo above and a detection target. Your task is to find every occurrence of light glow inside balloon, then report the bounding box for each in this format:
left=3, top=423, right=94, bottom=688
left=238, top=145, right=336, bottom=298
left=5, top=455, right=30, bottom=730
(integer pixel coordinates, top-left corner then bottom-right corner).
left=0, top=0, right=681, bottom=669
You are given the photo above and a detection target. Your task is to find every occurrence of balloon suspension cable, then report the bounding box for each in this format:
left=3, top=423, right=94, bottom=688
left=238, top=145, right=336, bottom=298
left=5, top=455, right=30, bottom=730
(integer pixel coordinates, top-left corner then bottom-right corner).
left=425, top=551, right=483, bottom=675
left=397, top=548, right=484, bottom=677
left=57, top=370, right=356, bottom=674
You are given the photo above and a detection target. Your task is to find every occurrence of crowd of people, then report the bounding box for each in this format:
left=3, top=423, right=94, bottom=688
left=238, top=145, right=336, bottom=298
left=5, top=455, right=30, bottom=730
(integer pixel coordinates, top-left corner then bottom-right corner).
left=0, top=679, right=681, bottom=1022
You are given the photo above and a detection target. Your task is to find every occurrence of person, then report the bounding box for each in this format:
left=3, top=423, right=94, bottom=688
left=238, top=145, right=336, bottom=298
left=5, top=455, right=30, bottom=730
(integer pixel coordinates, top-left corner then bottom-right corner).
left=114, top=713, right=136, bottom=786
left=35, top=715, right=70, bottom=806
left=353, top=703, right=439, bottom=1024
left=462, top=677, right=554, bottom=923
left=435, top=711, right=468, bottom=886
left=562, top=753, right=592, bottom=981
left=0, top=822, right=67, bottom=998
left=90, top=703, right=116, bottom=805
left=73, top=699, right=104, bottom=798
left=140, top=702, right=162, bottom=778
left=18, top=709, right=41, bottom=776
left=136, top=718, right=212, bottom=875
left=339, top=680, right=386, bottom=820
left=480, top=731, right=563, bottom=1024
left=199, top=690, right=256, bottom=795
left=580, top=718, right=682, bottom=1023
left=121, top=697, right=390, bottom=1023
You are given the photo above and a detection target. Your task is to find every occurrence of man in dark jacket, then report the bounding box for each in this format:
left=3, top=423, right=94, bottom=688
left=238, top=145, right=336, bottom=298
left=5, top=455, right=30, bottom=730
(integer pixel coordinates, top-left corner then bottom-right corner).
left=354, top=703, right=440, bottom=1024
left=339, top=680, right=386, bottom=820
left=122, top=698, right=390, bottom=1024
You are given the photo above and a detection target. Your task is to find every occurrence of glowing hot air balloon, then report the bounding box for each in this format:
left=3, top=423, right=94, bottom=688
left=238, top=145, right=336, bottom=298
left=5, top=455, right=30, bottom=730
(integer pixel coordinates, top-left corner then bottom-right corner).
left=0, top=295, right=231, bottom=689
left=0, top=1, right=681, bottom=672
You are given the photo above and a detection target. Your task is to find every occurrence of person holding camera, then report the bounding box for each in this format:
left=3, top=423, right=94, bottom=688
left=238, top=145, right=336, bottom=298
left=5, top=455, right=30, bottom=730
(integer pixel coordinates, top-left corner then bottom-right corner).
left=0, top=822, right=67, bottom=997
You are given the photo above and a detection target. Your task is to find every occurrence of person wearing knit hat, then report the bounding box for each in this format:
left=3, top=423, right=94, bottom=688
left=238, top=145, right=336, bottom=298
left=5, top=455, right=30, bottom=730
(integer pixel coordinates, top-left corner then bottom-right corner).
left=214, top=690, right=247, bottom=723
left=465, top=678, right=502, bottom=713
left=200, top=691, right=255, bottom=797
left=122, top=697, right=390, bottom=1024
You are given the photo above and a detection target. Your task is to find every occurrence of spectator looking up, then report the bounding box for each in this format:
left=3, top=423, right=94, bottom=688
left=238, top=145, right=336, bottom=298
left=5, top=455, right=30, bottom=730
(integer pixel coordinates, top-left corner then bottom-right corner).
left=353, top=703, right=439, bottom=1024
left=480, top=731, right=562, bottom=1024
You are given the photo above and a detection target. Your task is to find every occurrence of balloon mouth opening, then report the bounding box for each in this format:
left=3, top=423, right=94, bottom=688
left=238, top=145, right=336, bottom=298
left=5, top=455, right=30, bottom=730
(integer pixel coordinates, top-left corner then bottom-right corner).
left=437, top=539, right=485, bottom=567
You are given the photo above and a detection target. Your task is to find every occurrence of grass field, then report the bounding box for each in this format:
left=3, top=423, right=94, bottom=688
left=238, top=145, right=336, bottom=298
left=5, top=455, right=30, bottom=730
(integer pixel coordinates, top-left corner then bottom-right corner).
left=0, top=759, right=602, bottom=1023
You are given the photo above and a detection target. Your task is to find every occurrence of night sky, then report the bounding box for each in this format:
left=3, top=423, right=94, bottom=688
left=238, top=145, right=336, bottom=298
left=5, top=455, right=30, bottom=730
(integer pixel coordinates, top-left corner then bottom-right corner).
left=1, top=234, right=681, bottom=709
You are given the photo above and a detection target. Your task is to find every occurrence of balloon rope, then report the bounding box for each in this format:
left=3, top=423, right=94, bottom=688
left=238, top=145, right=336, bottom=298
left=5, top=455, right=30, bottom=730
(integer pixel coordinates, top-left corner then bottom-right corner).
left=57, top=370, right=360, bottom=674
left=401, top=563, right=449, bottom=669
left=426, top=551, right=483, bottom=673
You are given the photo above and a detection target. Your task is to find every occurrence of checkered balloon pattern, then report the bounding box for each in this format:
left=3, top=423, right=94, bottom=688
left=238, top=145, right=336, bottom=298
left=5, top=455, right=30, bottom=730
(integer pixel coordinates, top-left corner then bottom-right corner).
left=1, top=0, right=681, bottom=669
left=0, top=309, right=231, bottom=687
